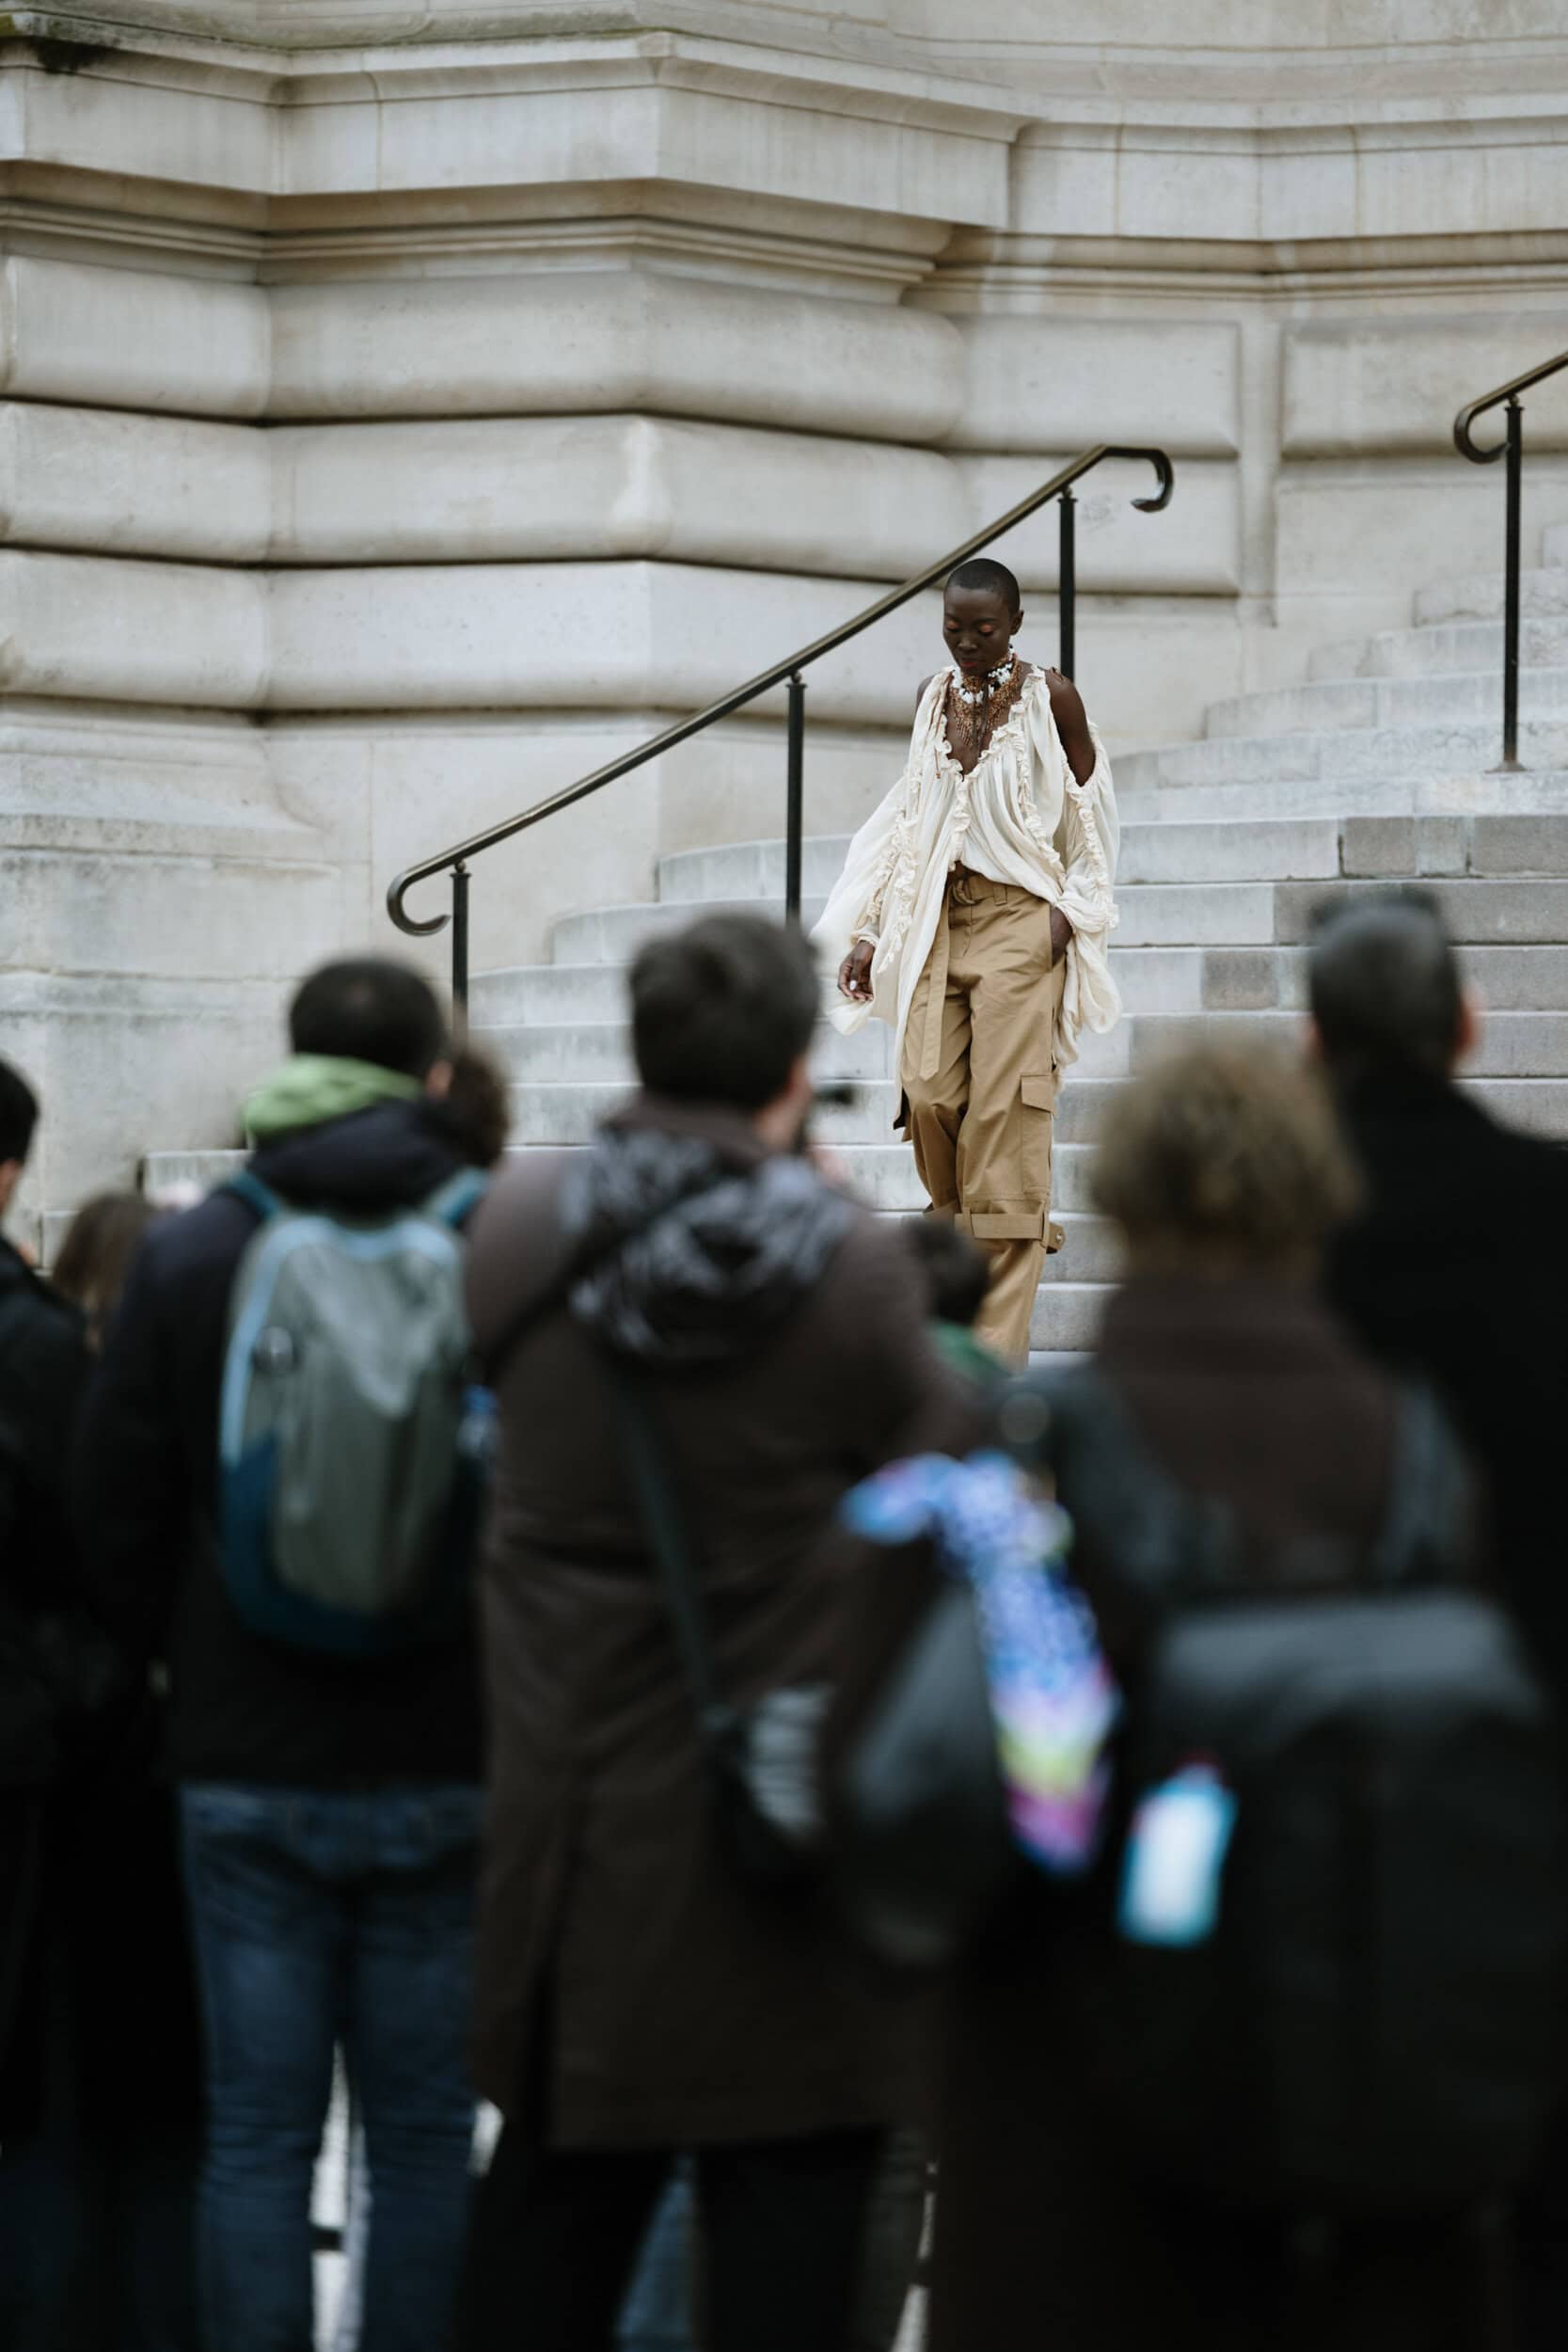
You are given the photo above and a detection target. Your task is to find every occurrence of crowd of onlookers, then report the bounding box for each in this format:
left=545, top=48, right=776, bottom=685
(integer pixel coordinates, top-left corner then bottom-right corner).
left=3, top=886, right=1568, bottom=2352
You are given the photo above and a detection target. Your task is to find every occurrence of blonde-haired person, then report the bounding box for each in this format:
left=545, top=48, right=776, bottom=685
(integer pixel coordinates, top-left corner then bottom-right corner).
left=837, top=1042, right=1485, bottom=2352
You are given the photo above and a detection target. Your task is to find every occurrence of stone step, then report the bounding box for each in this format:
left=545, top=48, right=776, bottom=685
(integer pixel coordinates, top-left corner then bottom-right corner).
left=831, top=1141, right=1100, bottom=1216
left=1030, top=1282, right=1110, bottom=1355
left=1038, top=1213, right=1121, bottom=1284
left=552, top=898, right=830, bottom=965
left=1203, top=669, right=1568, bottom=742
left=468, top=963, right=627, bottom=1028
left=489, top=993, right=1568, bottom=1101
left=657, top=837, right=856, bottom=906
left=479, top=1015, right=1132, bottom=1086
left=1131, top=1008, right=1568, bottom=1079
left=1117, top=769, right=1568, bottom=829
left=1546, top=523, right=1568, bottom=569
left=653, top=813, right=1568, bottom=918
left=1308, top=617, right=1568, bottom=684
left=474, top=945, right=1208, bottom=1026
left=1116, top=721, right=1568, bottom=798
left=483, top=1020, right=897, bottom=1086
left=1416, top=568, right=1568, bottom=627
left=1268, top=875, right=1568, bottom=947
left=657, top=818, right=1350, bottom=901
left=509, top=1063, right=1568, bottom=1152
left=506, top=1078, right=1122, bottom=1148
left=140, top=1137, right=1109, bottom=1223
left=1201, top=941, right=1568, bottom=1012
left=558, top=883, right=1283, bottom=964
left=142, top=1148, right=246, bottom=1197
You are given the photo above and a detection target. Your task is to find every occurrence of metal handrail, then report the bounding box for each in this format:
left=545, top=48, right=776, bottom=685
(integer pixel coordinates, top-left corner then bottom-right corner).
left=388, top=442, right=1173, bottom=1017
left=1454, top=345, right=1568, bottom=770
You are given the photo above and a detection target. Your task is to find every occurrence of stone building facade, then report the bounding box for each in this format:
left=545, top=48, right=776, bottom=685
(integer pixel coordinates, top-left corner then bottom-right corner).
left=4, top=0, right=1567, bottom=1235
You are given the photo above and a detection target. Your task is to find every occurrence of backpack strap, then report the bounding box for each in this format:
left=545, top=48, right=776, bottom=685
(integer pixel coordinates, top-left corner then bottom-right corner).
left=1004, top=1363, right=1241, bottom=1605
left=1367, top=1381, right=1470, bottom=1590
left=604, top=1354, right=736, bottom=1758
left=1009, top=1363, right=1471, bottom=1605
left=422, top=1169, right=488, bottom=1232
left=224, top=1170, right=284, bottom=1224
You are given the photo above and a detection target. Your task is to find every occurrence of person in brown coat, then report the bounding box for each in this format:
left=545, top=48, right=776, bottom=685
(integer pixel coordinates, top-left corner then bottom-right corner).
left=834, top=1042, right=1489, bottom=2352
left=457, top=912, right=963, bottom=2352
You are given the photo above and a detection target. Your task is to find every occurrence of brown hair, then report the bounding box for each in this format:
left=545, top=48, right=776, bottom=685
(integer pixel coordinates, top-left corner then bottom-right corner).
left=439, top=1045, right=512, bottom=1170
left=52, top=1192, right=161, bottom=1346
left=1091, top=1043, right=1360, bottom=1278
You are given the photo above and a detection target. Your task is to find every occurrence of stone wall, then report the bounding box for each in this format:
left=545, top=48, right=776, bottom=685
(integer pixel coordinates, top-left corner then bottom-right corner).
left=3, top=2, right=1567, bottom=1232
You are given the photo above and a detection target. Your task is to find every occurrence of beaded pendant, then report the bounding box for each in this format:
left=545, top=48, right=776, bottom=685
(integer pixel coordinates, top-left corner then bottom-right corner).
left=944, top=652, right=1029, bottom=772
left=950, top=651, right=1016, bottom=708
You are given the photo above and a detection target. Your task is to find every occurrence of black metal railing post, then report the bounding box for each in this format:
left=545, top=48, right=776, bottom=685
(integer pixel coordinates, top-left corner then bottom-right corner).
left=1502, top=400, right=1523, bottom=770
left=451, top=862, right=470, bottom=1039
left=1058, top=488, right=1077, bottom=680
left=1454, top=345, right=1568, bottom=772
left=784, top=671, right=806, bottom=923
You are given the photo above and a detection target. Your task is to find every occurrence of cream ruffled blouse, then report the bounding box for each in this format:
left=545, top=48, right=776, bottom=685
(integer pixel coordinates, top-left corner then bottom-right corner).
left=813, top=666, right=1122, bottom=1076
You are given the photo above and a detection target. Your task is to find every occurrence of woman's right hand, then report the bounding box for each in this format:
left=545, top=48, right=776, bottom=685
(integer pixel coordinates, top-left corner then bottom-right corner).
left=838, top=942, right=876, bottom=1004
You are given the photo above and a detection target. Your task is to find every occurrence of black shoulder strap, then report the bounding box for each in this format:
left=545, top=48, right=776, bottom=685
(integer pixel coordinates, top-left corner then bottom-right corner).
left=1007, top=1363, right=1468, bottom=1602
left=604, top=1354, right=734, bottom=1756
left=1367, top=1381, right=1469, bottom=1589
left=1003, top=1363, right=1240, bottom=1602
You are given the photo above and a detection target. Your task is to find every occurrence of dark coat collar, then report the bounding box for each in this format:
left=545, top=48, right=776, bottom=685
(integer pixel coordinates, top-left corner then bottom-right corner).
left=608, top=1091, right=773, bottom=1170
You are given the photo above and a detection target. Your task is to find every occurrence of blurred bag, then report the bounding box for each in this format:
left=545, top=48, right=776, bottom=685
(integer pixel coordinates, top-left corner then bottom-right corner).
left=834, top=1574, right=1013, bottom=1969
left=833, top=1449, right=1117, bottom=1970
left=1031, top=1366, right=1568, bottom=2217
left=217, top=1168, right=488, bottom=1659
left=608, top=1357, right=825, bottom=1893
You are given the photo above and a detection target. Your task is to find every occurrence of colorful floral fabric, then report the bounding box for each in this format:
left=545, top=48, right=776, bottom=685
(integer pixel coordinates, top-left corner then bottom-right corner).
left=843, top=1450, right=1119, bottom=1876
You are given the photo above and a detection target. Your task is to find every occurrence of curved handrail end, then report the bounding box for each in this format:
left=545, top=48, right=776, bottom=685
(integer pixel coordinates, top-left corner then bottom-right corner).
left=387, top=866, right=453, bottom=939
left=1132, top=447, right=1176, bottom=512
left=1454, top=403, right=1510, bottom=466
left=1453, top=343, right=1568, bottom=464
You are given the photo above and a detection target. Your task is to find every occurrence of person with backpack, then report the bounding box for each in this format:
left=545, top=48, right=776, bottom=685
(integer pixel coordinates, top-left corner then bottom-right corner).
left=76, top=958, right=487, bottom=2352
left=834, top=1042, right=1560, bottom=2352
left=456, top=912, right=967, bottom=2352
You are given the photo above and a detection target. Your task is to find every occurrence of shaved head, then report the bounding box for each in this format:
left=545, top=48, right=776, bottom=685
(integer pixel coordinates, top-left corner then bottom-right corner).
left=944, top=557, right=1022, bottom=618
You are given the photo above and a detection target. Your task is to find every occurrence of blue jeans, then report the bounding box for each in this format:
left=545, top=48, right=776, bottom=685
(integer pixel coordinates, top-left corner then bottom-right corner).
left=617, top=2167, right=695, bottom=2352
left=180, top=1782, right=482, bottom=2352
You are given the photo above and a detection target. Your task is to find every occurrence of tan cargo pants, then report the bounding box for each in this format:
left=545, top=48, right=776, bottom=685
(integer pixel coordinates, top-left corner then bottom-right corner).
left=900, top=871, right=1068, bottom=1366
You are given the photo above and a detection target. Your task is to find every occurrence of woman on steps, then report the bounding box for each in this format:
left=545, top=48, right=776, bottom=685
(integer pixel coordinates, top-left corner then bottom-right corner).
left=814, top=557, right=1121, bottom=1364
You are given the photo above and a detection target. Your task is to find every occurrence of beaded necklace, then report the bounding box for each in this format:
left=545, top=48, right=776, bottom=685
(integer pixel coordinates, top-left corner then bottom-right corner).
left=944, top=651, right=1028, bottom=773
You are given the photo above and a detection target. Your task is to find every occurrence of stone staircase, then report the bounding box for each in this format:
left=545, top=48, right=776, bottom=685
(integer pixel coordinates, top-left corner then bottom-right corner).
left=145, top=527, right=1568, bottom=1357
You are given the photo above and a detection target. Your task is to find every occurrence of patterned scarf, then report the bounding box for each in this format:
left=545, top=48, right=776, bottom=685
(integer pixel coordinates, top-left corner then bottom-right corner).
left=843, top=1450, right=1119, bottom=1876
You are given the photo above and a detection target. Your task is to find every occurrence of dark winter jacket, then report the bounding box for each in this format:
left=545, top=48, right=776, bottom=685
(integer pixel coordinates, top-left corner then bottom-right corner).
left=1325, top=1071, right=1568, bottom=1694
left=834, top=1275, right=1483, bottom=2352
left=74, top=1100, right=483, bottom=1788
left=0, top=1239, right=200, bottom=2145
left=464, top=1093, right=971, bottom=2143
left=0, top=1241, right=90, bottom=2098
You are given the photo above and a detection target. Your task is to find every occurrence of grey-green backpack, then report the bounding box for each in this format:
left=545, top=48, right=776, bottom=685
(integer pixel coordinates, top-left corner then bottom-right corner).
left=216, top=1168, right=488, bottom=1658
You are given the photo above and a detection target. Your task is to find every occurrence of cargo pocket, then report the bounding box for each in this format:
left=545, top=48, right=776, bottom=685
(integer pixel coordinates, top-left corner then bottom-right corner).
left=1021, top=1073, right=1056, bottom=1210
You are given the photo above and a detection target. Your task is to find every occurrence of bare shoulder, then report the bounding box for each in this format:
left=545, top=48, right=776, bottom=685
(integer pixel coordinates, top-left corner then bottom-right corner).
left=916, top=671, right=942, bottom=717
left=1039, top=666, right=1088, bottom=723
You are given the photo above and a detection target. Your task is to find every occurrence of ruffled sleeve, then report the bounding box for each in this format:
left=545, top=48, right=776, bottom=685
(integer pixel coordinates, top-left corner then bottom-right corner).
left=810, top=679, right=942, bottom=1035
left=1052, top=718, right=1121, bottom=1059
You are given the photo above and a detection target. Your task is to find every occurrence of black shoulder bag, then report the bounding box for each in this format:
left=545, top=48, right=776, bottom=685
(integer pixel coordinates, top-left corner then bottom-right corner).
left=606, top=1355, right=827, bottom=1895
